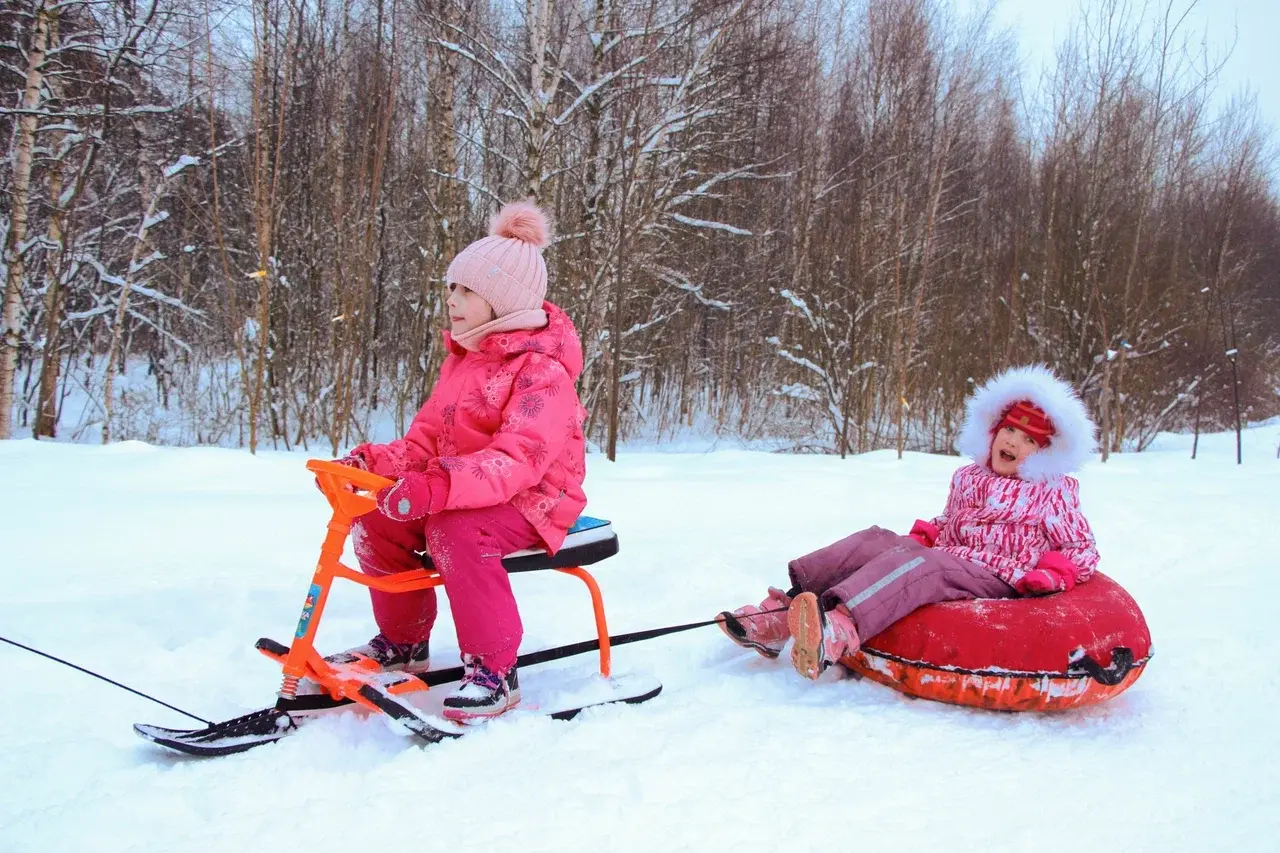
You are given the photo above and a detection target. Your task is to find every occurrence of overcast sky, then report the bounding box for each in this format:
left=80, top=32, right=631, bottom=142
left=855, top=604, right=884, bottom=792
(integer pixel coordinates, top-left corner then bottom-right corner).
left=984, top=0, right=1278, bottom=166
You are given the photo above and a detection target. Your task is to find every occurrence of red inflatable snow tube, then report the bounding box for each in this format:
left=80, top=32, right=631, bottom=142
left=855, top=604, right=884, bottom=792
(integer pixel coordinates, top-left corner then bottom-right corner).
left=840, top=573, right=1152, bottom=712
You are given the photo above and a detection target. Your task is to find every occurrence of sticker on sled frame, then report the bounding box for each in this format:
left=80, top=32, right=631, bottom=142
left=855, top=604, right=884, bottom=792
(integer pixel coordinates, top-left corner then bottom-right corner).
left=296, top=583, right=322, bottom=638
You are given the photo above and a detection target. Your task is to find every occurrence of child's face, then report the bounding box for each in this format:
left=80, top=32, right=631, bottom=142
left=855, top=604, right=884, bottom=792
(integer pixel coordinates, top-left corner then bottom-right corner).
left=447, top=283, right=496, bottom=337
left=990, top=425, right=1041, bottom=476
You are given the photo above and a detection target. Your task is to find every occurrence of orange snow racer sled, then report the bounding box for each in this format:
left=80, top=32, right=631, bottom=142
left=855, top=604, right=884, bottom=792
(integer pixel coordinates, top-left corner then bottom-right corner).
left=840, top=573, right=1152, bottom=712
left=133, top=460, right=660, bottom=756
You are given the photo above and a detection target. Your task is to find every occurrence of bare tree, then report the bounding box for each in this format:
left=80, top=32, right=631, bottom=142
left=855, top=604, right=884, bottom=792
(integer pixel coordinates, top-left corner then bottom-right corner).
left=0, top=1, right=52, bottom=440
left=3, top=0, right=1277, bottom=453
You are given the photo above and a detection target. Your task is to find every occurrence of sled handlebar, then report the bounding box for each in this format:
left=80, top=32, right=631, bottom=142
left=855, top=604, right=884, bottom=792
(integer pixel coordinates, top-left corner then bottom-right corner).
left=306, top=459, right=394, bottom=519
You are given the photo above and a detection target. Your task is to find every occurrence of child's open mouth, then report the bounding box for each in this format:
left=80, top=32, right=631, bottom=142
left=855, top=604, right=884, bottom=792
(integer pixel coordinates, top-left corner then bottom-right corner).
left=999, top=449, right=1017, bottom=462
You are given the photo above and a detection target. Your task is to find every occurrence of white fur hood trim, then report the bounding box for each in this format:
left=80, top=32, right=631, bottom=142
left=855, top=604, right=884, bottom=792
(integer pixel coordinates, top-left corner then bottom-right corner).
left=954, top=364, right=1097, bottom=481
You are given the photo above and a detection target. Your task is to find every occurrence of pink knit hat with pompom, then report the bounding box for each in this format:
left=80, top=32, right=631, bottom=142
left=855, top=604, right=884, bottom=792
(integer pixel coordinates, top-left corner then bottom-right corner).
left=445, top=202, right=551, bottom=317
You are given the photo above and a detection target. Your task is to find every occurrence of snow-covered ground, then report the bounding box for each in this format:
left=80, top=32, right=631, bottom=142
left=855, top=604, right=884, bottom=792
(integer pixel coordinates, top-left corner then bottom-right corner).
left=1, top=425, right=1278, bottom=852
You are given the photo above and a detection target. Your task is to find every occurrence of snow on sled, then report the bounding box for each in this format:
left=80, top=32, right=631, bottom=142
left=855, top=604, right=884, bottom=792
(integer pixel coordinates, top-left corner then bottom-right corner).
left=842, top=572, right=1152, bottom=712
left=133, top=460, right=661, bottom=757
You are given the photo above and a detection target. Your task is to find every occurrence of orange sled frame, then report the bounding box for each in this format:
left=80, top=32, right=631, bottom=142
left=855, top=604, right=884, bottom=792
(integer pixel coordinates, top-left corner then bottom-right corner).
left=277, top=460, right=614, bottom=713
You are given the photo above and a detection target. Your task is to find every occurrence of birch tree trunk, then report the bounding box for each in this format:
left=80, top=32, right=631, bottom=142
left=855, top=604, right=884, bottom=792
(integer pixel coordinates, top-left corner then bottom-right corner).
left=34, top=148, right=66, bottom=439
left=524, top=0, right=552, bottom=200
left=34, top=7, right=67, bottom=439
left=0, top=1, right=52, bottom=439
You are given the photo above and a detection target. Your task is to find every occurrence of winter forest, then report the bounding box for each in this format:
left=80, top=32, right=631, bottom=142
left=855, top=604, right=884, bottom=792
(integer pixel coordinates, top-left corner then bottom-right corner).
left=1, top=0, right=1277, bottom=458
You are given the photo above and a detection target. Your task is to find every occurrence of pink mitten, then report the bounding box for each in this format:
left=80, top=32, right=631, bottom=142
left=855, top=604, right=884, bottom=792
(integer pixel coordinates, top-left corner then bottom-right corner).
left=376, top=469, right=450, bottom=522
left=908, top=519, right=939, bottom=548
left=315, top=447, right=372, bottom=494
left=1014, top=569, right=1066, bottom=595
left=341, top=444, right=376, bottom=471
left=1014, top=553, right=1080, bottom=595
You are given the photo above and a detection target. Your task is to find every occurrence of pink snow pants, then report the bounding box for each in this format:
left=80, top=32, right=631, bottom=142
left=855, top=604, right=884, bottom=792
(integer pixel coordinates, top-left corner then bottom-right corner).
left=349, top=504, right=539, bottom=672
left=788, top=525, right=1016, bottom=642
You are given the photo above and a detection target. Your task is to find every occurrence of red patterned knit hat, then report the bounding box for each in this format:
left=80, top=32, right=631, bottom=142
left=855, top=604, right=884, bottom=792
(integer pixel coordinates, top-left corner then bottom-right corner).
left=998, top=400, right=1054, bottom=447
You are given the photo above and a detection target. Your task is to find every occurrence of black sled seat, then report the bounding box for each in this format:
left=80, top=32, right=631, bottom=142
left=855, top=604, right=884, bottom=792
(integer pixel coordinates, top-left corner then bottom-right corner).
left=419, top=516, right=619, bottom=573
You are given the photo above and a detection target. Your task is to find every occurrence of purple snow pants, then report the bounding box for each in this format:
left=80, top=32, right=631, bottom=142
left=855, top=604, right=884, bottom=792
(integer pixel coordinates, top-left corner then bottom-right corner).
left=788, top=526, right=1016, bottom=642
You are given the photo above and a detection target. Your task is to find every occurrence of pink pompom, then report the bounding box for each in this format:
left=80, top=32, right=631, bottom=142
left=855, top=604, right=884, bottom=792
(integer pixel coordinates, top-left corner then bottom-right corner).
left=489, top=201, right=551, bottom=249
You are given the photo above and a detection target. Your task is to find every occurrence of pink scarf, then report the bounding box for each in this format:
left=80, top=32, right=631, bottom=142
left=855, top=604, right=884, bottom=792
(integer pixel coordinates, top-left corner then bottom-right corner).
left=451, top=307, right=548, bottom=351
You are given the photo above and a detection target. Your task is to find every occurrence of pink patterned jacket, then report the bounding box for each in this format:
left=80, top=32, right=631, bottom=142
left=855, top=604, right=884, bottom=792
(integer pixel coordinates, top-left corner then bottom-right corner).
left=912, top=463, right=1100, bottom=588
left=355, top=302, right=587, bottom=553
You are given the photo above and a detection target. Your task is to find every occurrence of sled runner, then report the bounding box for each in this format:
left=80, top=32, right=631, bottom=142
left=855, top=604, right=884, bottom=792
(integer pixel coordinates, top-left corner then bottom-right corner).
left=134, top=460, right=661, bottom=757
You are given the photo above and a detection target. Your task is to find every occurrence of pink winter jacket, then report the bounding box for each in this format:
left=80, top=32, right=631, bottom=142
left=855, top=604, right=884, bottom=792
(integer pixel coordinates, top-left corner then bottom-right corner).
left=355, top=302, right=588, bottom=553
left=911, top=463, right=1100, bottom=588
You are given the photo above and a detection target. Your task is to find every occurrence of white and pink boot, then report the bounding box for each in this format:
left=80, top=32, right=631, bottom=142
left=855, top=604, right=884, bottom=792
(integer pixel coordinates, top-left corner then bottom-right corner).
left=442, top=655, right=520, bottom=722
left=787, top=592, right=860, bottom=680
left=718, top=587, right=793, bottom=658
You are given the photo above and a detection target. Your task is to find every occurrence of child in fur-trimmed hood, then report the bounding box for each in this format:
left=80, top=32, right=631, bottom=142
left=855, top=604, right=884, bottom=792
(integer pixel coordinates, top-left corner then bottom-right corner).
left=718, top=364, right=1101, bottom=681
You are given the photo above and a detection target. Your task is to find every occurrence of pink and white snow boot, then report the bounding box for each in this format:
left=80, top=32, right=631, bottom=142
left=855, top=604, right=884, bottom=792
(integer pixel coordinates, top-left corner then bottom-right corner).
left=442, top=655, right=521, bottom=722
left=297, top=634, right=431, bottom=696
left=324, top=633, right=431, bottom=673
left=787, top=592, right=859, bottom=680
left=718, top=587, right=793, bottom=658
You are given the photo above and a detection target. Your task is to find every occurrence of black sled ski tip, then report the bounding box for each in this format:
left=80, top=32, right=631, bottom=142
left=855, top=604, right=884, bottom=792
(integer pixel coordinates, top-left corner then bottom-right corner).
left=134, top=707, right=298, bottom=757
left=133, top=723, right=287, bottom=757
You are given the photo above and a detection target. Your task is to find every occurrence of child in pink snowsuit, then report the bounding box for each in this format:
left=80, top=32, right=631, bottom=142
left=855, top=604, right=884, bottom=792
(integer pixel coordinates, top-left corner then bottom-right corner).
left=329, top=202, right=587, bottom=721
left=719, top=365, right=1101, bottom=681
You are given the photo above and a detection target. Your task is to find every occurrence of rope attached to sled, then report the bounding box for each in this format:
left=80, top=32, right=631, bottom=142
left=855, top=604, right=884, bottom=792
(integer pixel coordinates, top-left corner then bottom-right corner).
left=403, top=607, right=791, bottom=687
left=518, top=611, right=771, bottom=666
left=0, top=609, right=788, bottom=724
left=0, top=634, right=212, bottom=724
